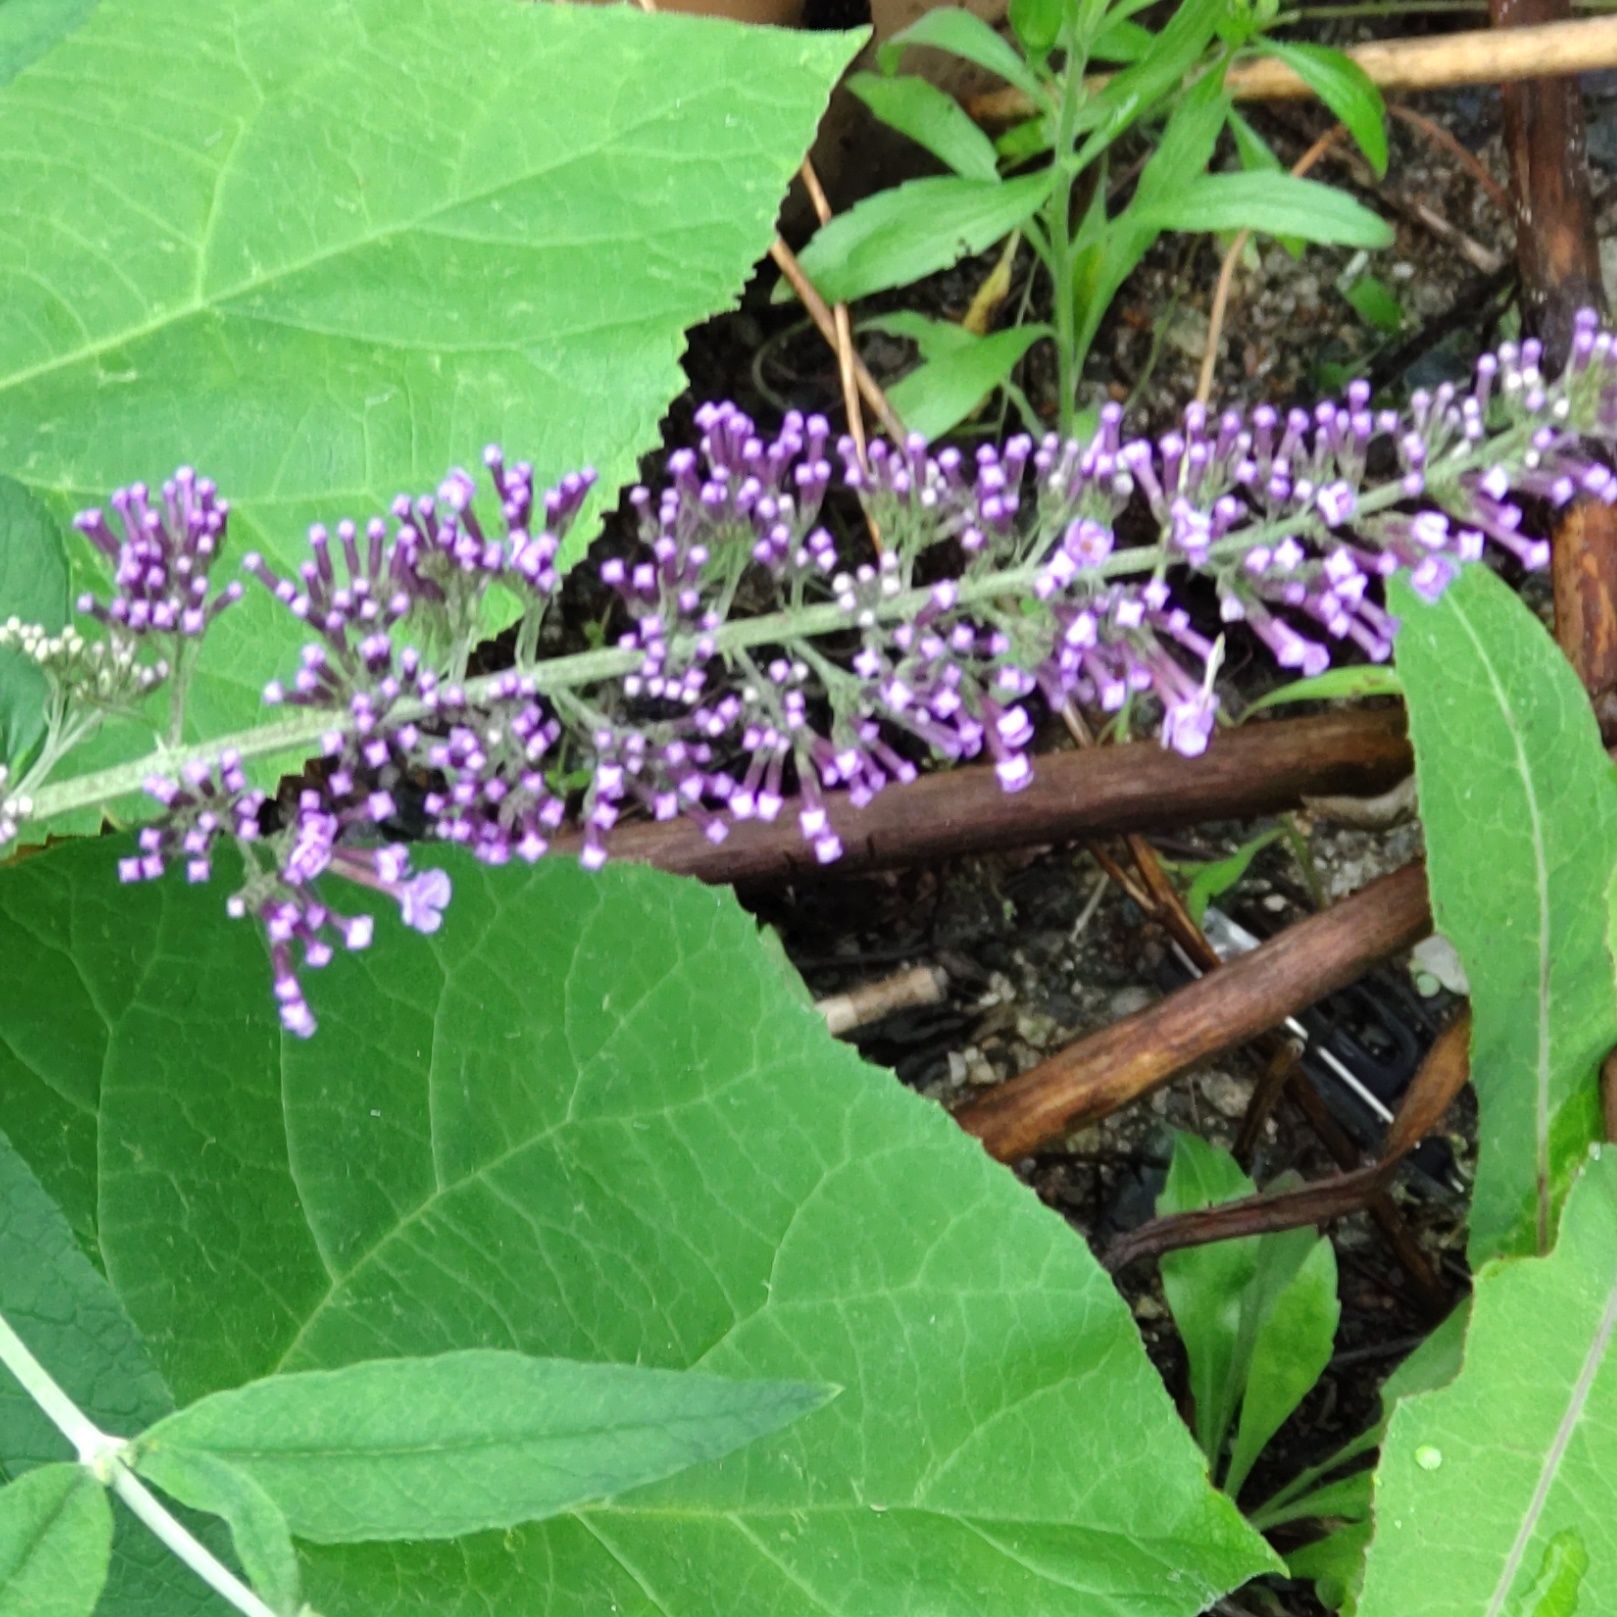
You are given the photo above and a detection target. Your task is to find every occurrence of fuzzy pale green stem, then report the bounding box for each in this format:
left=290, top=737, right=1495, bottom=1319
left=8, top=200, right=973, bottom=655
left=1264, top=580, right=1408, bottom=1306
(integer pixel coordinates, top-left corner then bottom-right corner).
left=0, top=1310, right=281, bottom=1617
left=10, top=411, right=1539, bottom=841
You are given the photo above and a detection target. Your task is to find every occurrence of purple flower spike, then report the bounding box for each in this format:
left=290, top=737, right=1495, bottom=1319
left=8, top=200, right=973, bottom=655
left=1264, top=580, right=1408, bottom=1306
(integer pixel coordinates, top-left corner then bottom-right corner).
left=87, top=311, right=1617, bottom=1035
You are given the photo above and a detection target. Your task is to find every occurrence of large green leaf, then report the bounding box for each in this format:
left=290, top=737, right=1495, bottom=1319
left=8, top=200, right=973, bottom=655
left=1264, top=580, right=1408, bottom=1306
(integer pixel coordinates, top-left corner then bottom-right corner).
left=0, top=1129, right=229, bottom=1614
left=1358, top=1149, right=1617, bottom=1617
left=0, top=1462, right=112, bottom=1617
left=1394, top=565, right=1617, bottom=1261
left=0, top=0, right=859, bottom=786
left=0, top=0, right=97, bottom=85
left=0, top=475, right=68, bottom=771
left=0, top=841, right=1275, bottom=1614
left=136, top=1353, right=831, bottom=1543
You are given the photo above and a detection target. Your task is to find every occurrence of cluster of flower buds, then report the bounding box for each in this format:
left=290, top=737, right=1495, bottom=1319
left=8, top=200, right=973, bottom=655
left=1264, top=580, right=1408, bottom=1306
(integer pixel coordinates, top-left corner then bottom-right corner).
left=14, top=315, right=1617, bottom=1034
left=74, top=468, right=243, bottom=639
left=0, top=765, right=25, bottom=848
left=0, top=616, right=171, bottom=711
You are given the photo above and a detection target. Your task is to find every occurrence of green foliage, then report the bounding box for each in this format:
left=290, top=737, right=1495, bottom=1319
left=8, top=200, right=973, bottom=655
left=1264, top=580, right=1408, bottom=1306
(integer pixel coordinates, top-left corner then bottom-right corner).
left=886, top=323, right=1049, bottom=438
left=134, top=1450, right=301, bottom=1617
left=0, top=842, right=1275, bottom=1614
left=1169, top=827, right=1283, bottom=926
left=0, top=1129, right=224, bottom=1613
left=0, top=1462, right=111, bottom=1617
left=1394, top=565, right=1617, bottom=1262
left=1129, top=172, right=1390, bottom=246
left=1256, top=41, right=1387, bottom=176
left=791, top=171, right=1054, bottom=305
left=0, top=0, right=97, bottom=84
left=1260, top=1301, right=1470, bottom=1610
left=134, top=1354, right=832, bottom=1543
left=1341, top=272, right=1405, bottom=334
left=1156, top=1134, right=1340, bottom=1496
left=0, top=477, right=66, bottom=770
left=0, top=0, right=858, bottom=784
left=1240, top=664, right=1402, bottom=717
left=814, top=0, right=1390, bottom=432
left=846, top=71, right=1000, bottom=179
left=1358, top=1150, right=1617, bottom=1617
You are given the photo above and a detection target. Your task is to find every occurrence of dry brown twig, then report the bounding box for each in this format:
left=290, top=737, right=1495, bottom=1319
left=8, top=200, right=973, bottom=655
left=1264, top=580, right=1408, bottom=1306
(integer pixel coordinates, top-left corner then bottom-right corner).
left=631, top=0, right=905, bottom=443
left=815, top=964, right=947, bottom=1036
left=952, top=861, right=1433, bottom=1161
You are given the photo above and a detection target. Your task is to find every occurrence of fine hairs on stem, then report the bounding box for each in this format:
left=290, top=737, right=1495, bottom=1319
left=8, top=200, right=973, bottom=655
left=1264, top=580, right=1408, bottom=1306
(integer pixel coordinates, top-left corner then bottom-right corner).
left=2, top=314, right=1614, bottom=1033
left=0, top=1312, right=287, bottom=1617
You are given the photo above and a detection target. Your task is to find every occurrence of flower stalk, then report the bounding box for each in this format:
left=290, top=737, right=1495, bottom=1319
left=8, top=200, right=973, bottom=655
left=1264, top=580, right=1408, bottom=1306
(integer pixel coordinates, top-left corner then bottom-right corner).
left=3, top=315, right=1614, bottom=1032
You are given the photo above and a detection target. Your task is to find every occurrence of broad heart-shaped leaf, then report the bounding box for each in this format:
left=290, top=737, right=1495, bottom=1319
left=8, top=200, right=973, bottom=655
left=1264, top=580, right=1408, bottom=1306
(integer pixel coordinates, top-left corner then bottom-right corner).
left=0, top=0, right=859, bottom=799
left=0, top=841, right=1276, bottom=1615
left=0, top=474, right=69, bottom=771
left=1358, top=1149, right=1617, bottom=1617
left=1394, top=565, right=1617, bottom=1262
left=136, top=1352, right=832, bottom=1543
left=0, top=0, right=97, bottom=85
left=0, top=1462, right=112, bottom=1617
left=0, top=1129, right=230, bottom=1614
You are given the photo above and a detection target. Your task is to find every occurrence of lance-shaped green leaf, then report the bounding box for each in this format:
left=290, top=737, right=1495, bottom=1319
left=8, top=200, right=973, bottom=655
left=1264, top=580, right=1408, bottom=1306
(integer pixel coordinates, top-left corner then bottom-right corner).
left=0, top=840, right=1276, bottom=1615
left=136, top=1353, right=833, bottom=1544
left=133, top=1449, right=300, bottom=1617
left=887, top=325, right=1048, bottom=440
left=1258, top=41, right=1387, bottom=176
left=790, top=171, right=1053, bottom=305
left=1158, top=1134, right=1338, bottom=1491
left=1130, top=172, right=1392, bottom=247
left=1394, top=565, right=1617, bottom=1261
left=1359, top=1149, right=1617, bottom=1617
left=0, top=1129, right=228, bottom=1614
left=0, top=0, right=860, bottom=783
left=0, top=1462, right=112, bottom=1617
left=847, top=72, right=1000, bottom=180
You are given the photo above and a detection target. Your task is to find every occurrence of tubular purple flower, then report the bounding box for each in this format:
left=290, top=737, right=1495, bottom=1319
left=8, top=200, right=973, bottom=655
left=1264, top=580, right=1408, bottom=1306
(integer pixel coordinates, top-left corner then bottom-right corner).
left=69, top=314, right=1617, bottom=1034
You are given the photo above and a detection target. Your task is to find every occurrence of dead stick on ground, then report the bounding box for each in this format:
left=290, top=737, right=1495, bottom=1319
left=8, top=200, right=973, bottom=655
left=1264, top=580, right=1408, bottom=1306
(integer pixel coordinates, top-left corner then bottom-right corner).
left=969, top=15, right=1617, bottom=123
left=552, top=709, right=1412, bottom=886
left=1199, top=126, right=1344, bottom=405
left=953, top=861, right=1433, bottom=1161
left=816, top=964, right=947, bottom=1037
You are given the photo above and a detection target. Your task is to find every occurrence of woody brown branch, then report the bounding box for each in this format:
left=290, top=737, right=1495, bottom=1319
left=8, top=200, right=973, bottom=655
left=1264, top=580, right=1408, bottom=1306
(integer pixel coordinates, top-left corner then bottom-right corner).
left=952, top=861, right=1433, bottom=1162
left=1488, top=0, right=1617, bottom=733
left=1104, top=1014, right=1470, bottom=1272
left=552, top=708, right=1410, bottom=885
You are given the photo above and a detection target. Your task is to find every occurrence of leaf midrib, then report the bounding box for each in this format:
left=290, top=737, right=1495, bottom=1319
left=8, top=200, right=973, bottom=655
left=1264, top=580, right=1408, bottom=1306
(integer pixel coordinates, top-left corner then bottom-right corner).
left=1444, top=588, right=1555, bottom=1253
left=1482, top=1276, right=1617, bottom=1617
left=0, top=99, right=685, bottom=401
